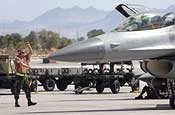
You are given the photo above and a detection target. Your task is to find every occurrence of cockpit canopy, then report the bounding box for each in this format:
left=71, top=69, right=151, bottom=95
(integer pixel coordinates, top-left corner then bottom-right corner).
left=116, top=12, right=175, bottom=32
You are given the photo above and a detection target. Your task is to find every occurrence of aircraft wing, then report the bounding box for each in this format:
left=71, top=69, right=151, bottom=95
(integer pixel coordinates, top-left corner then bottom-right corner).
left=116, top=4, right=151, bottom=17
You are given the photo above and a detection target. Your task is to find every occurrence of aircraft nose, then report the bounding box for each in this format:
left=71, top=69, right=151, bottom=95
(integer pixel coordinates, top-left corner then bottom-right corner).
left=48, top=38, right=105, bottom=62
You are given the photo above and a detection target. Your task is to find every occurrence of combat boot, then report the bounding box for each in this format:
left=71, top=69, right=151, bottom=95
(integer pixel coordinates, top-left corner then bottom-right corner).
left=15, top=100, right=20, bottom=107
left=28, top=100, right=37, bottom=106
left=15, top=103, right=20, bottom=107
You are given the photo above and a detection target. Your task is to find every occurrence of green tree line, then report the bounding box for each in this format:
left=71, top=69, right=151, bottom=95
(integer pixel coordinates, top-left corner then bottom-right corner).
left=87, top=29, right=105, bottom=39
left=0, top=30, right=72, bottom=54
left=0, top=29, right=105, bottom=55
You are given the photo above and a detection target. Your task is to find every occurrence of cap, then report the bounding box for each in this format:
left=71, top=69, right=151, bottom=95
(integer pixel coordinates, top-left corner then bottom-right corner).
left=17, top=49, right=24, bottom=54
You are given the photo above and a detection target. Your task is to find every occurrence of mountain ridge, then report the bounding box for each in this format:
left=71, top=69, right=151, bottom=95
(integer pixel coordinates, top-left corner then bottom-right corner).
left=0, top=5, right=175, bottom=38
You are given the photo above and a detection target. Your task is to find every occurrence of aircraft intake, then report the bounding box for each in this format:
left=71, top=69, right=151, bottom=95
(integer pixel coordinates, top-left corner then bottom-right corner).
left=141, top=60, right=175, bottom=79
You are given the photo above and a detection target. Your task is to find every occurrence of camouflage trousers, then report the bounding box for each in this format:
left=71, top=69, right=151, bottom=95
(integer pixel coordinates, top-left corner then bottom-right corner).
left=13, top=74, right=31, bottom=101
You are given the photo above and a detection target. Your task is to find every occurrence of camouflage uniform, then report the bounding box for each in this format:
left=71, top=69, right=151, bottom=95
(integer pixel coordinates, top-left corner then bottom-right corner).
left=14, top=73, right=31, bottom=103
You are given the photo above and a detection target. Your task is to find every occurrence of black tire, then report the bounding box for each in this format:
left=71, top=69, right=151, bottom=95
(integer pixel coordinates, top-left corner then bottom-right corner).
left=43, top=79, right=55, bottom=91
left=170, top=96, right=175, bottom=109
left=96, top=81, right=104, bottom=94
left=110, top=80, right=120, bottom=94
left=30, top=80, right=38, bottom=92
left=56, top=79, right=68, bottom=91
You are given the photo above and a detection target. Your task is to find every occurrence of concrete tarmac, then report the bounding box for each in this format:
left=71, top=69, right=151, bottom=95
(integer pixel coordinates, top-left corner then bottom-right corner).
left=0, top=86, right=174, bottom=115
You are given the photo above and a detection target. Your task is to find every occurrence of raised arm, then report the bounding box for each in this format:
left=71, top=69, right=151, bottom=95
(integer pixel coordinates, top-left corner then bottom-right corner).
left=26, top=42, right=33, bottom=59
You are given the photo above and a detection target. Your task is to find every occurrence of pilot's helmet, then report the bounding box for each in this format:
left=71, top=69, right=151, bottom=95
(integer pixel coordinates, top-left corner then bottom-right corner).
left=141, top=16, right=149, bottom=25
left=141, top=16, right=149, bottom=21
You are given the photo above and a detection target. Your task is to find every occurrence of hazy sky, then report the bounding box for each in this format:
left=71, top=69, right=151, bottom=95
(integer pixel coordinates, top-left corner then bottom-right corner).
left=0, top=0, right=174, bottom=21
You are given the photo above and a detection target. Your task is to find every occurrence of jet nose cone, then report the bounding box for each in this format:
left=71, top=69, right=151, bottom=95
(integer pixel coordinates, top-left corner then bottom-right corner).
left=48, top=38, right=105, bottom=62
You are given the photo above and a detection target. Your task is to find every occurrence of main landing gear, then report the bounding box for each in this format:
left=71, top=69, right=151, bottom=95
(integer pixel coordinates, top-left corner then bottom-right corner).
left=168, top=79, right=175, bottom=109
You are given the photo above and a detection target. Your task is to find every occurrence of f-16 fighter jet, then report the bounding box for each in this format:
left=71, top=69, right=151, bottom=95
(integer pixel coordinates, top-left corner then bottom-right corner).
left=48, top=4, right=175, bottom=108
